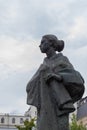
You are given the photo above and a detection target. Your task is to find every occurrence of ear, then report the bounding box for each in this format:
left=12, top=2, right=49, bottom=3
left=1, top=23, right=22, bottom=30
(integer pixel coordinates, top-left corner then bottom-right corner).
left=49, top=40, right=53, bottom=46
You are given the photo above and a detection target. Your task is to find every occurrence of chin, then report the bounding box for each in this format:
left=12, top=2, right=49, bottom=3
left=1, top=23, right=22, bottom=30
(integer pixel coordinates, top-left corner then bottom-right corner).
left=40, top=49, right=46, bottom=53
left=41, top=50, right=45, bottom=53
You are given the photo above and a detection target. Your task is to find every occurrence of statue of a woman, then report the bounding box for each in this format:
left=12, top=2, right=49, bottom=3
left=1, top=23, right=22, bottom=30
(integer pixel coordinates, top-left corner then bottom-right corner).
left=26, top=35, right=85, bottom=130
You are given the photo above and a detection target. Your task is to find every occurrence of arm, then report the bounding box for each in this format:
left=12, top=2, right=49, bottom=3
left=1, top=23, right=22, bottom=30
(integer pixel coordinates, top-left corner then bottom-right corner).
left=45, top=73, right=63, bottom=84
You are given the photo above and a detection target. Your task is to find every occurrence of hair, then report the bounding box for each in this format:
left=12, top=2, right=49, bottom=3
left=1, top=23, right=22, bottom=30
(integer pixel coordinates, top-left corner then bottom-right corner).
left=42, top=34, right=64, bottom=52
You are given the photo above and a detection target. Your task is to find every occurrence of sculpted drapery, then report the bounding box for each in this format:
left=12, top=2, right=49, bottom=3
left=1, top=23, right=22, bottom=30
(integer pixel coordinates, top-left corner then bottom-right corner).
left=26, top=53, right=84, bottom=130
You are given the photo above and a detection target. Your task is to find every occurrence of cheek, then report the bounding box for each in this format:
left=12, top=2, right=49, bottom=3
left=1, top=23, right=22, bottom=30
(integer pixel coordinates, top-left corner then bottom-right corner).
left=40, top=43, right=50, bottom=51
left=45, top=44, right=50, bottom=49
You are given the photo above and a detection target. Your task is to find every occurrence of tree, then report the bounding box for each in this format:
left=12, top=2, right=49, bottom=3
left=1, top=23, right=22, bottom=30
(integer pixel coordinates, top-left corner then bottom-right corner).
left=16, top=114, right=87, bottom=130
left=70, top=114, right=87, bottom=130
left=16, top=118, right=36, bottom=130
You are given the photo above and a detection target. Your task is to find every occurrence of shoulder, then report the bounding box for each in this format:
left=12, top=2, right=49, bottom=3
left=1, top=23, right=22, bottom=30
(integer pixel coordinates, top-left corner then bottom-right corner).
left=57, top=53, right=67, bottom=60
left=57, top=53, right=74, bottom=69
left=57, top=53, right=70, bottom=61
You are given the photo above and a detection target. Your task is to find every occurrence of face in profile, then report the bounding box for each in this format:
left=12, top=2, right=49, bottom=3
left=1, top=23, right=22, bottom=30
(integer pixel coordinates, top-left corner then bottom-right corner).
left=39, top=37, right=51, bottom=53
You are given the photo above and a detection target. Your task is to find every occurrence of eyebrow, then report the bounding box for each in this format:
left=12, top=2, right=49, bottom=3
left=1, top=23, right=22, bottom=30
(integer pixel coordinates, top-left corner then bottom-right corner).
left=41, top=40, right=45, bottom=43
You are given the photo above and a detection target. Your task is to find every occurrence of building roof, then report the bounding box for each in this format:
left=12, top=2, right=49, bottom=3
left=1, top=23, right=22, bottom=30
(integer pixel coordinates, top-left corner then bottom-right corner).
left=77, top=96, right=87, bottom=120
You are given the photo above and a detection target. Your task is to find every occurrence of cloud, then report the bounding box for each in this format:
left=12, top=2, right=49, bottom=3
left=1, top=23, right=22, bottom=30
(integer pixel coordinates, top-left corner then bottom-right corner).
left=0, top=70, right=31, bottom=114
left=0, top=0, right=81, bottom=39
left=0, top=0, right=87, bottom=42
left=0, top=35, right=43, bottom=73
left=67, top=17, right=87, bottom=40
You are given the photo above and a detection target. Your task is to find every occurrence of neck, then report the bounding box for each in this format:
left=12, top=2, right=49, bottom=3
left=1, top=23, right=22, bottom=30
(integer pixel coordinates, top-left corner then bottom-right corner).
left=46, top=48, right=56, bottom=58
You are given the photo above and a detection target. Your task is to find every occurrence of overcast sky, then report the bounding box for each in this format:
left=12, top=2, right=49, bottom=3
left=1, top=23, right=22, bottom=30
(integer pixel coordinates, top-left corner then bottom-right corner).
left=0, top=0, right=87, bottom=115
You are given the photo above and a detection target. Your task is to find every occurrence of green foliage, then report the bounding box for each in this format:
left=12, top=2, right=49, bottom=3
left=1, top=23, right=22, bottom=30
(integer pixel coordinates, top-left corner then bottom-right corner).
left=16, top=114, right=87, bottom=130
left=70, top=114, right=87, bottom=130
left=16, top=118, right=36, bottom=130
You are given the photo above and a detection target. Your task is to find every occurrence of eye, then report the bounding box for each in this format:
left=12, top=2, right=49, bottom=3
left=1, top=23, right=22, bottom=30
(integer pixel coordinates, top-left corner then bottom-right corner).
left=41, top=40, right=45, bottom=44
left=41, top=41, right=43, bottom=44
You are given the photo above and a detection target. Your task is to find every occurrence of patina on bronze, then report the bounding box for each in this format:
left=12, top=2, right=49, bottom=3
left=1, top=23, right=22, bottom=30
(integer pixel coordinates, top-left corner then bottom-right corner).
left=26, top=35, right=85, bottom=130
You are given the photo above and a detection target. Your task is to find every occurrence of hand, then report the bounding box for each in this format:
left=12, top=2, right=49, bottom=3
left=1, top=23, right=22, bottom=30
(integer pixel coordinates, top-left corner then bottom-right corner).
left=45, top=73, right=62, bottom=82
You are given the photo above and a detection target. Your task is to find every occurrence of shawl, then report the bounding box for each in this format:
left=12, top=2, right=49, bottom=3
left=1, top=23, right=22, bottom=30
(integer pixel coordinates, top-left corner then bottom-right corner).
left=26, top=53, right=85, bottom=130
left=26, top=53, right=84, bottom=107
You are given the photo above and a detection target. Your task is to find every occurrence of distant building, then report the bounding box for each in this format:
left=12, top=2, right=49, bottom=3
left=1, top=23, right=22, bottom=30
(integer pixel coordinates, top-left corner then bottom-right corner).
left=69, top=103, right=77, bottom=123
left=77, top=96, right=87, bottom=127
left=24, top=106, right=37, bottom=130
left=25, top=106, right=37, bottom=119
left=0, top=113, right=30, bottom=129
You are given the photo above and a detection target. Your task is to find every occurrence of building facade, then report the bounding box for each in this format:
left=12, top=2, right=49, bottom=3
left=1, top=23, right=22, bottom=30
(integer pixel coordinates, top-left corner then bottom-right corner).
left=77, top=96, right=87, bottom=127
left=0, top=113, right=30, bottom=129
left=25, top=106, right=37, bottom=119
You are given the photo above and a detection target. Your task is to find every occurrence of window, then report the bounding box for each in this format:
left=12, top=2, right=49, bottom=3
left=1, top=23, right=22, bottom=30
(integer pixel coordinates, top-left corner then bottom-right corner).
left=20, top=118, right=23, bottom=124
left=35, top=111, right=37, bottom=115
left=25, top=118, right=29, bottom=121
left=1, top=117, right=5, bottom=123
left=12, top=118, right=15, bottom=123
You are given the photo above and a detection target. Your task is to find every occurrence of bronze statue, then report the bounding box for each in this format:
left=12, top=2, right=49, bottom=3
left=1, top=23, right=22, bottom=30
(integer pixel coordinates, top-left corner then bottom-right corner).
left=26, top=35, right=85, bottom=130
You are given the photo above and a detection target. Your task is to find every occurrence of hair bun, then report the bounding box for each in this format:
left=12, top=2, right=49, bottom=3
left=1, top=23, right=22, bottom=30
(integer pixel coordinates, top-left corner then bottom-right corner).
left=57, top=40, right=64, bottom=52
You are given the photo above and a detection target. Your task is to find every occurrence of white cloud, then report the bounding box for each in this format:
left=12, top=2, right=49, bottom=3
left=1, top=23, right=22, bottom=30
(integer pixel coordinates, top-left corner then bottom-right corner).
left=67, top=16, right=87, bottom=40
left=0, top=35, right=43, bottom=73
left=74, top=45, right=87, bottom=58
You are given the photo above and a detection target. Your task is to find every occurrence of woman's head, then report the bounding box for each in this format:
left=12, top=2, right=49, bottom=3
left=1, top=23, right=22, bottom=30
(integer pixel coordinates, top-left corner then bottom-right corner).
left=42, top=34, right=64, bottom=52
